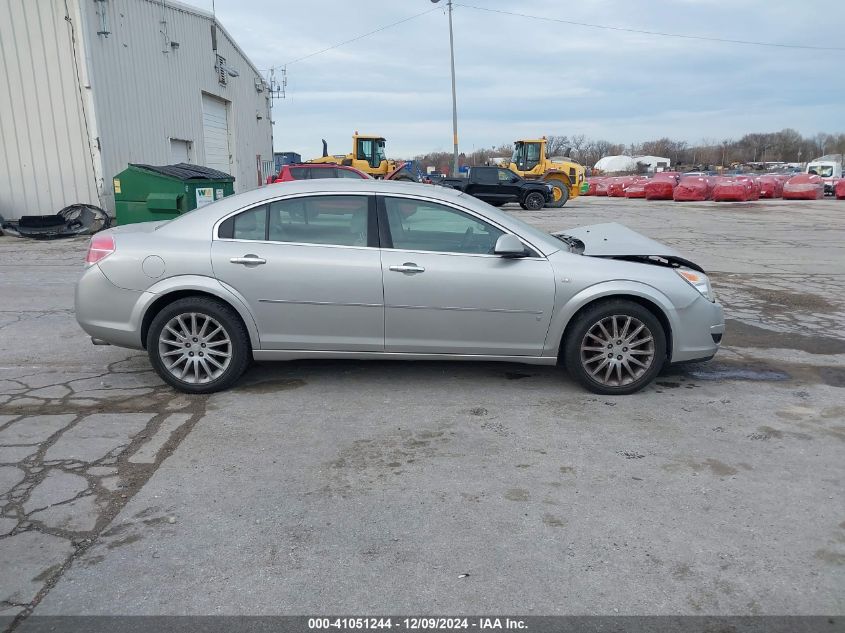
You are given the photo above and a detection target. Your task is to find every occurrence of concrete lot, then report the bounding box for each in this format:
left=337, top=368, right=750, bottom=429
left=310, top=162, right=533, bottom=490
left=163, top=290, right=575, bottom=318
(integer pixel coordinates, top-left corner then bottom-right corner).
left=1, top=196, right=844, bottom=624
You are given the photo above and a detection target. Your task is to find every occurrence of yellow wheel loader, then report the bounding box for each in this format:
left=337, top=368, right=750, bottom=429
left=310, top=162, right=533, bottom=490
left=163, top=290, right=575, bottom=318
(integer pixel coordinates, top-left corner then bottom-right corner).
left=508, top=138, right=585, bottom=207
left=309, top=133, right=416, bottom=181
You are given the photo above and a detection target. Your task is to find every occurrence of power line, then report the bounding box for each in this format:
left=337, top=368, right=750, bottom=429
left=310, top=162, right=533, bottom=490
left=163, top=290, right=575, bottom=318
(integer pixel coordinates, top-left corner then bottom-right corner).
left=278, top=5, right=442, bottom=68
left=454, top=3, right=845, bottom=52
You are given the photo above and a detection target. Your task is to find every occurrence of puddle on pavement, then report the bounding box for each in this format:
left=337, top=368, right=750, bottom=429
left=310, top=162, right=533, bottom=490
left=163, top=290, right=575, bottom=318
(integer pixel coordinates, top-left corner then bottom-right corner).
left=746, top=287, right=835, bottom=312
left=817, top=367, right=845, bottom=387
left=234, top=377, right=307, bottom=393
left=724, top=320, right=845, bottom=355
left=683, top=363, right=791, bottom=382
left=670, top=360, right=845, bottom=388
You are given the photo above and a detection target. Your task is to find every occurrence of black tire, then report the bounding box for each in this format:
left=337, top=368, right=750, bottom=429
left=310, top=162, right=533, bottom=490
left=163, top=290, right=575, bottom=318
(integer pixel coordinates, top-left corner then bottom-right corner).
left=545, top=177, right=570, bottom=208
left=523, top=191, right=546, bottom=211
left=146, top=296, right=251, bottom=394
left=563, top=299, right=666, bottom=395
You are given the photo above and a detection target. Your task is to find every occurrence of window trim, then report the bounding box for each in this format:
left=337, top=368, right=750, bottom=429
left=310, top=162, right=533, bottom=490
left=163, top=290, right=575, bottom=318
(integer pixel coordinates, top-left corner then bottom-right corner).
left=214, top=193, right=378, bottom=250
left=375, top=194, right=544, bottom=259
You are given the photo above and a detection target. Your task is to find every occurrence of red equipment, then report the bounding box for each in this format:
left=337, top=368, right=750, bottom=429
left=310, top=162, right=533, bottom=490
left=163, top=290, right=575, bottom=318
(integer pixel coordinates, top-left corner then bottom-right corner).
left=783, top=174, right=825, bottom=200
left=673, top=176, right=712, bottom=202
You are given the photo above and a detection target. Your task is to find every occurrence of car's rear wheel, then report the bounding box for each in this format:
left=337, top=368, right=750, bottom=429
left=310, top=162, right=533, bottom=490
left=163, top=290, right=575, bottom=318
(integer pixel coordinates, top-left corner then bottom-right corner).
left=563, top=300, right=666, bottom=395
left=147, top=297, right=250, bottom=394
left=523, top=191, right=546, bottom=210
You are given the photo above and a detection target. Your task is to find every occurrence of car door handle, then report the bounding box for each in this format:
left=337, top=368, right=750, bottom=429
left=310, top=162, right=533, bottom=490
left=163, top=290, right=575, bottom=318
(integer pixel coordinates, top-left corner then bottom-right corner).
left=389, top=263, right=425, bottom=274
left=230, top=255, right=267, bottom=265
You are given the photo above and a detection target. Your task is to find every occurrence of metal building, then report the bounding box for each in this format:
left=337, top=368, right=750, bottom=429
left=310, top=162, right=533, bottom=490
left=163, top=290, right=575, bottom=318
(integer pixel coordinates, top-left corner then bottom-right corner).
left=0, top=0, right=273, bottom=220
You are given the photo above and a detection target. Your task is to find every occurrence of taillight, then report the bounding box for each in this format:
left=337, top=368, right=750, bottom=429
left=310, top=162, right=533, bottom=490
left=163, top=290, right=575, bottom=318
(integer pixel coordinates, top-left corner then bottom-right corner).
left=85, top=233, right=115, bottom=265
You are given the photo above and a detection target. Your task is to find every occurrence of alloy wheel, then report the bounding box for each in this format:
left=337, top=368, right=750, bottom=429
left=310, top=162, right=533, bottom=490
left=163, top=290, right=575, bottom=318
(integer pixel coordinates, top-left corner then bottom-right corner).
left=579, top=314, right=655, bottom=387
left=158, top=312, right=232, bottom=384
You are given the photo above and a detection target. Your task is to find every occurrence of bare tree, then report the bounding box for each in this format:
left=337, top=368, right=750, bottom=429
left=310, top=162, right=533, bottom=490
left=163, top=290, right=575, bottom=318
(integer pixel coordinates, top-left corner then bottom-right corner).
left=545, top=135, right=571, bottom=157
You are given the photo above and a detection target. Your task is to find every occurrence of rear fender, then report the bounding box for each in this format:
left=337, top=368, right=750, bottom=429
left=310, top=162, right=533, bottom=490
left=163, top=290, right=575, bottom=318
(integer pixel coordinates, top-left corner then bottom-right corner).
left=543, top=280, right=679, bottom=359
left=138, top=275, right=261, bottom=348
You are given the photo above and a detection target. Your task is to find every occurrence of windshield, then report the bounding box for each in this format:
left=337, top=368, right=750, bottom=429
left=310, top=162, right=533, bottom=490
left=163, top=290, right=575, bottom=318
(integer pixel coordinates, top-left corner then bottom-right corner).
left=511, top=142, right=541, bottom=170
left=375, top=140, right=386, bottom=165
left=808, top=165, right=833, bottom=177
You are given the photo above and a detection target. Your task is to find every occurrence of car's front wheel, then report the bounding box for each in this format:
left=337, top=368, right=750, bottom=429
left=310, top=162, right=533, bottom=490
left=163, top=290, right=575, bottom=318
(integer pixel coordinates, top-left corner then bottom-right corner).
left=146, top=297, right=251, bottom=394
left=523, top=191, right=546, bottom=210
left=563, top=300, right=666, bottom=395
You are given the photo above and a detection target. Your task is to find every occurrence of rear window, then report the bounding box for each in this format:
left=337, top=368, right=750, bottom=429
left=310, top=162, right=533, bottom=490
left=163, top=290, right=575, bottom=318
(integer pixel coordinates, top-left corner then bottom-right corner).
left=308, top=168, right=337, bottom=179
left=289, top=167, right=308, bottom=180
left=338, top=168, right=366, bottom=179
left=268, top=195, right=369, bottom=247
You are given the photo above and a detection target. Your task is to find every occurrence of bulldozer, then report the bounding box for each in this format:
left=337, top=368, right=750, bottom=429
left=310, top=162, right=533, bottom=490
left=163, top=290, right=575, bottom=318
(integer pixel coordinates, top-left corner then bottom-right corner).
left=507, top=138, right=586, bottom=207
left=309, top=132, right=416, bottom=181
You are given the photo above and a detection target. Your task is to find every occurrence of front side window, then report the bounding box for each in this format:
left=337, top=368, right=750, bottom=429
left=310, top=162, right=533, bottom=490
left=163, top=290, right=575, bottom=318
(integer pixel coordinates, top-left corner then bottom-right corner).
left=498, top=169, right=517, bottom=182
left=384, top=198, right=504, bottom=255
left=218, top=205, right=268, bottom=241
left=268, top=195, right=369, bottom=247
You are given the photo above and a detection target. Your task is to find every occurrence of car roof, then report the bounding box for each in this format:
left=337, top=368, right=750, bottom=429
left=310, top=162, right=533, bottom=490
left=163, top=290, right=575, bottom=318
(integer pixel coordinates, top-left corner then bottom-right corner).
left=286, top=163, right=340, bottom=169
left=176, top=179, right=465, bottom=217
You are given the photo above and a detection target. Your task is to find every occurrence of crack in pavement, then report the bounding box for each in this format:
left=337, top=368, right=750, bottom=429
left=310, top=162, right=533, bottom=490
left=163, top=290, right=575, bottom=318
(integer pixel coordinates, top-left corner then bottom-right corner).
left=0, top=356, right=208, bottom=632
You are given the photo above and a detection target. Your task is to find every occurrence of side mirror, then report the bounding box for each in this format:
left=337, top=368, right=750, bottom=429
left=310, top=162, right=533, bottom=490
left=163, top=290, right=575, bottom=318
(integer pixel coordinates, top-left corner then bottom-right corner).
left=494, top=234, right=527, bottom=258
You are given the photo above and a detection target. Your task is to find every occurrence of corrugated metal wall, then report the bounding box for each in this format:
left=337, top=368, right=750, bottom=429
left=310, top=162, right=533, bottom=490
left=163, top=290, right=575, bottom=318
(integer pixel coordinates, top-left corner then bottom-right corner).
left=0, top=0, right=273, bottom=220
left=0, top=0, right=99, bottom=220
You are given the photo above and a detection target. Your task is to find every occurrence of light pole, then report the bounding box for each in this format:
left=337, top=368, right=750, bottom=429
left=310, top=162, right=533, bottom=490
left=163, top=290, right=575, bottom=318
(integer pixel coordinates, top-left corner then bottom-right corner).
left=432, top=0, right=459, bottom=176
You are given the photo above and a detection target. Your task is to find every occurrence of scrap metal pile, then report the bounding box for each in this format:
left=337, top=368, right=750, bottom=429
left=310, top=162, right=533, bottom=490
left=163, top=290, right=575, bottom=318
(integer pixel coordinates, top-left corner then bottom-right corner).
left=0, top=204, right=111, bottom=239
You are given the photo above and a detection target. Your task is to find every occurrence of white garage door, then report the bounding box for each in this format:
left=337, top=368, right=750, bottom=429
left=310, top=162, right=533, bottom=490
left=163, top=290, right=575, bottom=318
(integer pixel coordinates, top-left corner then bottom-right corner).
left=201, top=94, right=231, bottom=175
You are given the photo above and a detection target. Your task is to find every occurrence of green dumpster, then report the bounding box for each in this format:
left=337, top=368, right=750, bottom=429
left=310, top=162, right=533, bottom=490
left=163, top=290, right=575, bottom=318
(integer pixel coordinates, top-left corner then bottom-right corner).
left=113, top=163, right=235, bottom=225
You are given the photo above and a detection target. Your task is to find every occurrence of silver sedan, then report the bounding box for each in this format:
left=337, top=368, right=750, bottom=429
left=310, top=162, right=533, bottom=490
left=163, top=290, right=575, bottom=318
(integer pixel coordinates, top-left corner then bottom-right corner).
left=75, top=179, right=724, bottom=395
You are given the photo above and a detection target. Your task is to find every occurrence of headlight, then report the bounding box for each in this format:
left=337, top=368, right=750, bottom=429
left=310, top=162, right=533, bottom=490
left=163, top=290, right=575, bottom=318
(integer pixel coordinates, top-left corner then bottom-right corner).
left=675, top=267, right=715, bottom=302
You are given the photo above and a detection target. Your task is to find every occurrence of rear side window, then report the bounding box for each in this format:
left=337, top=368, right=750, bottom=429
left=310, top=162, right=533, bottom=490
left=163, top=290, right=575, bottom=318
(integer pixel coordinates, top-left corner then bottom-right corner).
left=218, top=205, right=268, bottom=240
left=289, top=167, right=308, bottom=180
left=268, top=195, right=370, bottom=247
left=308, top=168, right=337, bottom=179
left=338, top=168, right=365, bottom=179
left=474, top=169, right=497, bottom=185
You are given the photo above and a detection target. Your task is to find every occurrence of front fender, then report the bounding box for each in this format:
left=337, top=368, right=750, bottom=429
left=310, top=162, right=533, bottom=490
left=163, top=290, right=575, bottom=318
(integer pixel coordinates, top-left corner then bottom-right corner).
left=135, top=275, right=261, bottom=349
left=543, top=280, right=680, bottom=360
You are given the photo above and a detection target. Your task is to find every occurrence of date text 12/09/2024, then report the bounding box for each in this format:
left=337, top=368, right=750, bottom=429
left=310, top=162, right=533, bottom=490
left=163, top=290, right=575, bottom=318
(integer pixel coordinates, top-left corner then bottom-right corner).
left=308, top=618, right=527, bottom=630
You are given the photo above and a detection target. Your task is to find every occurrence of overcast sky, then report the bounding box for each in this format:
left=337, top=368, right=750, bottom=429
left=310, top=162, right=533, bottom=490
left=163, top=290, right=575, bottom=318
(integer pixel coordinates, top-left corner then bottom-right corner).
left=187, top=0, right=842, bottom=158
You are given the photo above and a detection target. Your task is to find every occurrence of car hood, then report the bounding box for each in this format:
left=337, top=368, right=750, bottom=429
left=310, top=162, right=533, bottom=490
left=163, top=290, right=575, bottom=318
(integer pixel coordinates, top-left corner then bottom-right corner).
left=552, top=222, right=705, bottom=272
left=554, top=222, right=683, bottom=258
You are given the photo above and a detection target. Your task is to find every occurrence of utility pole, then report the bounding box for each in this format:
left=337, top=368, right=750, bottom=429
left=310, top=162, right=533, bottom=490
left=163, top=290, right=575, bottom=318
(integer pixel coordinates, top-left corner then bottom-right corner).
left=433, top=0, right=459, bottom=176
